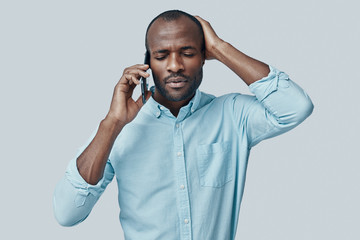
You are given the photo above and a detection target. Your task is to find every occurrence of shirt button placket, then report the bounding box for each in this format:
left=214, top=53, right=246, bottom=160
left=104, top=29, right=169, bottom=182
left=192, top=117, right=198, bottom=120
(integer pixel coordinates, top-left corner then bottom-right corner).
left=173, top=121, right=192, bottom=240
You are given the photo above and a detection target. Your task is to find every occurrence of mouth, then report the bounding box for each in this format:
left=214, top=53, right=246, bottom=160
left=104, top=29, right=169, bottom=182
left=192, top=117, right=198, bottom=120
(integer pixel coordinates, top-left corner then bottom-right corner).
left=166, top=78, right=188, bottom=88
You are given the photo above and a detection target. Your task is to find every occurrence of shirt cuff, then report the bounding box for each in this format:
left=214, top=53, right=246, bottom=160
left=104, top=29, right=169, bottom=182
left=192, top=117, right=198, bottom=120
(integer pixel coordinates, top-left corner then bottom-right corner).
left=65, top=157, right=108, bottom=197
left=249, top=65, right=290, bottom=102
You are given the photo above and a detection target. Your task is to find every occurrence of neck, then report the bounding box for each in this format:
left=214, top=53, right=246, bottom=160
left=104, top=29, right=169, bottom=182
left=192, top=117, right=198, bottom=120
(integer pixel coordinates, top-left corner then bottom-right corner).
left=153, top=90, right=194, bottom=117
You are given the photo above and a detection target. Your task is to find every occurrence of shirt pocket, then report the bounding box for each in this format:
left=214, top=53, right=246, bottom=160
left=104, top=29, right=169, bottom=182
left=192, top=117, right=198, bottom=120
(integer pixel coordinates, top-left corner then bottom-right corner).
left=196, top=142, right=233, bottom=188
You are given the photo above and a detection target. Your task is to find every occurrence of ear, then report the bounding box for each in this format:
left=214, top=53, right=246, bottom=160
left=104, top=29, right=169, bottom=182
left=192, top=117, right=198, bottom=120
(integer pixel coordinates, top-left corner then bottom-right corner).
left=145, top=51, right=151, bottom=67
left=201, top=52, right=205, bottom=66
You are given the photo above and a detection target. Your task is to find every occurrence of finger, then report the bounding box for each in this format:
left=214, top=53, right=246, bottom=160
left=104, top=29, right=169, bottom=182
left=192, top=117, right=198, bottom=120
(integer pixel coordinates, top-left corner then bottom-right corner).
left=124, top=68, right=150, bottom=79
left=194, top=15, right=213, bottom=31
left=134, top=63, right=150, bottom=69
left=116, top=75, right=137, bottom=94
left=118, top=64, right=150, bottom=88
left=123, top=64, right=149, bottom=74
left=194, top=15, right=206, bottom=24
left=132, top=75, right=140, bottom=85
left=123, top=74, right=141, bottom=85
left=123, top=75, right=133, bottom=86
left=115, top=80, right=135, bottom=95
left=127, top=81, right=136, bottom=96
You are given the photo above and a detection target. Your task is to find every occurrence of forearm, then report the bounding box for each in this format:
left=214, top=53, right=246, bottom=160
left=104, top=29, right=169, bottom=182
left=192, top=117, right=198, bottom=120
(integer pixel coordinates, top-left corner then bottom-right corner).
left=77, top=117, right=124, bottom=185
left=213, top=41, right=270, bottom=85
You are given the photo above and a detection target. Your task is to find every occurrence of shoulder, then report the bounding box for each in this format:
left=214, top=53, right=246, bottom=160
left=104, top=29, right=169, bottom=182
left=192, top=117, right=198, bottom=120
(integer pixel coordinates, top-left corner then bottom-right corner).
left=199, top=91, right=257, bottom=109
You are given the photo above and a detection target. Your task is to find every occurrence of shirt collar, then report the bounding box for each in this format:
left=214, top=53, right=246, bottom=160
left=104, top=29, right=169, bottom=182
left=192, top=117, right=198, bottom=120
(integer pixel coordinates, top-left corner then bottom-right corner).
left=144, top=88, right=202, bottom=119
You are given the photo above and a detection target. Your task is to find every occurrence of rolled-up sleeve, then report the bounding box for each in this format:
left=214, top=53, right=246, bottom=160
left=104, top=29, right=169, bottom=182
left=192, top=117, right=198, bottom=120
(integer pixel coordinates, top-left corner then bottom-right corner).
left=53, top=147, right=115, bottom=226
left=233, top=66, right=314, bottom=147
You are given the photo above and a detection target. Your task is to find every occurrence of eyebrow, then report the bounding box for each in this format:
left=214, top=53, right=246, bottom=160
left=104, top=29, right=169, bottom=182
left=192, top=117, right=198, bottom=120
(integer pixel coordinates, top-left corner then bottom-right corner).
left=152, top=46, right=197, bottom=55
left=180, top=46, right=196, bottom=51
left=152, top=49, right=169, bottom=54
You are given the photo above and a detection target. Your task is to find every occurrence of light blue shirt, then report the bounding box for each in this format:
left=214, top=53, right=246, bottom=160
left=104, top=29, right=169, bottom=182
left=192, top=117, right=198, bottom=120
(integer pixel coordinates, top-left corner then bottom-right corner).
left=54, top=66, right=313, bottom=240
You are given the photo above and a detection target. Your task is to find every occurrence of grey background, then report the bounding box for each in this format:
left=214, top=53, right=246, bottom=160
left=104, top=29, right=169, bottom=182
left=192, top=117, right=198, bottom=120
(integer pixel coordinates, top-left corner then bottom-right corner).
left=1, top=0, right=359, bottom=239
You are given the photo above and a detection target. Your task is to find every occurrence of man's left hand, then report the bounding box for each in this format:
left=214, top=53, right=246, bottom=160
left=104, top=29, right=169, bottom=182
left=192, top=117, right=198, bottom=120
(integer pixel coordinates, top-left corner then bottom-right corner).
left=194, top=16, right=224, bottom=61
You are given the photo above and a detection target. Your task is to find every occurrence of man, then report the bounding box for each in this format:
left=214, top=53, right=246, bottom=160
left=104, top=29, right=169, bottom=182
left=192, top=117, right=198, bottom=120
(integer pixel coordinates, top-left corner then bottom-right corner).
left=54, top=10, right=313, bottom=240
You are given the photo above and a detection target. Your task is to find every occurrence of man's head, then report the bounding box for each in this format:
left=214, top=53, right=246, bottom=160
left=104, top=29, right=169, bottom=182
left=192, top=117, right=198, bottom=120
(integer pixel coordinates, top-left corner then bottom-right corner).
left=145, top=10, right=205, bottom=104
left=145, top=10, right=205, bottom=56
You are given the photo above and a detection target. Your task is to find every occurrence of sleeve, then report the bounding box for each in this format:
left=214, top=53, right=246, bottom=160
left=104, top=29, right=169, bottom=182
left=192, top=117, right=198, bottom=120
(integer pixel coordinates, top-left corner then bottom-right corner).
left=232, top=65, right=314, bottom=148
left=53, top=131, right=115, bottom=227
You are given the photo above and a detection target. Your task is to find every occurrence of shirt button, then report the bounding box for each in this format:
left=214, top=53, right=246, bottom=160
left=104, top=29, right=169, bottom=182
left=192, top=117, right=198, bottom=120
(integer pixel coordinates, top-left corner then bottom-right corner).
left=176, top=123, right=179, bottom=128
left=160, top=106, right=165, bottom=110
left=180, top=184, right=185, bottom=190
left=177, top=152, right=182, bottom=157
left=184, top=219, right=189, bottom=224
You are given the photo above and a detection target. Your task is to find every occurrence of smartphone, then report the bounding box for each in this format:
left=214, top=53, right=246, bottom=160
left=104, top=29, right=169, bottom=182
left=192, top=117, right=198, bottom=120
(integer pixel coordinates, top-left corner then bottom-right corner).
left=141, top=51, right=150, bottom=104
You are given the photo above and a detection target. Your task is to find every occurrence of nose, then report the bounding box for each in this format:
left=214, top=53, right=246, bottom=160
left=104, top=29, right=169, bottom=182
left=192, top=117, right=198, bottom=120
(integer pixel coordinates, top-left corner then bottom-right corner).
left=166, top=53, right=184, bottom=73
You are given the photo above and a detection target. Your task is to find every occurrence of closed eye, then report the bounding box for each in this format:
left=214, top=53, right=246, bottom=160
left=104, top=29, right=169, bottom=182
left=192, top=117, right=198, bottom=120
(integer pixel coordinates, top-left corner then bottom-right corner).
left=183, top=53, right=195, bottom=57
left=154, top=55, right=167, bottom=60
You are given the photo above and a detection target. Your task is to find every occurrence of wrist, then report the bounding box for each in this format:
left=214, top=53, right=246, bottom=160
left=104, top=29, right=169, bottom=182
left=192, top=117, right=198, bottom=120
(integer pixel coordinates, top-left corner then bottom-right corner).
left=101, top=116, right=126, bottom=136
left=209, top=39, right=228, bottom=60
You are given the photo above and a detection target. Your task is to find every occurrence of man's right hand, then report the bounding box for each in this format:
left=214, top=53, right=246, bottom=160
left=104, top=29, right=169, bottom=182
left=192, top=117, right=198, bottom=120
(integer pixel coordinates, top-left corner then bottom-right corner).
left=76, top=64, right=151, bottom=185
left=105, top=64, right=151, bottom=129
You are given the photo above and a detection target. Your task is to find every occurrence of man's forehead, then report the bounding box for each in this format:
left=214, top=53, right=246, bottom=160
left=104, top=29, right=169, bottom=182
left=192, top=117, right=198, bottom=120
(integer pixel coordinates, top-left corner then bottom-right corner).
left=147, top=16, right=201, bottom=50
left=148, top=15, right=198, bottom=33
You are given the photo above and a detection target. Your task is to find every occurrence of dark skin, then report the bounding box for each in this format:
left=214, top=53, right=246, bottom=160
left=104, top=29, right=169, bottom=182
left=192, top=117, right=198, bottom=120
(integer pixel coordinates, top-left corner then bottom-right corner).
left=76, top=15, right=269, bottom=185
left=147, top=16, right=205, bottom=116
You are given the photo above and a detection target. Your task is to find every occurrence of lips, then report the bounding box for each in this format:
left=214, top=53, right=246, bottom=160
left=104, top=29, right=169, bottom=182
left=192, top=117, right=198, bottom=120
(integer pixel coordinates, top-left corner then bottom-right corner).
left=166, top=78, right=187, bottom=88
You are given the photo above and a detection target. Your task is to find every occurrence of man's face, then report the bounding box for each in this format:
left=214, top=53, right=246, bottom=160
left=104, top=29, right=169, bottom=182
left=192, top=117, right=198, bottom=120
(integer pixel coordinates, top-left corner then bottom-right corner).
left=147, top=16, right=204, bottom=103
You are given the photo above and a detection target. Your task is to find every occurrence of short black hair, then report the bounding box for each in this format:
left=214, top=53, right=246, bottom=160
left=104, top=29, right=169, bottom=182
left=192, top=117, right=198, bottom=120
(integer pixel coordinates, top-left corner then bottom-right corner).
left=145, top=10, right=205, bottom=54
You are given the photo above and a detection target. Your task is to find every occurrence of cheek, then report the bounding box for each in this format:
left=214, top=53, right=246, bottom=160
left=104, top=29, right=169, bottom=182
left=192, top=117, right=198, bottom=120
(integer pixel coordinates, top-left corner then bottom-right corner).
left=150, top=62, right=166, bottom=78
left=186, top=59, right=203, bottom=74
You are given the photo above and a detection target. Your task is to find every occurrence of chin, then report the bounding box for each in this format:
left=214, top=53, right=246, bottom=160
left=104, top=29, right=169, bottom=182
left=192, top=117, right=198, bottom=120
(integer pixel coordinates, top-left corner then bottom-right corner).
left=165, top=92, right=192, bottom=102
left=154, top=75, right=202, bottom=103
